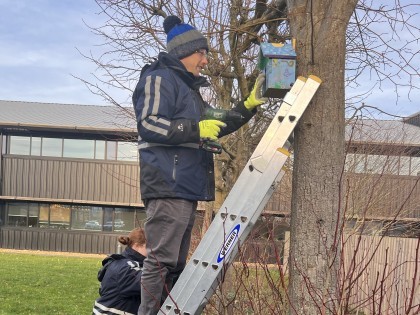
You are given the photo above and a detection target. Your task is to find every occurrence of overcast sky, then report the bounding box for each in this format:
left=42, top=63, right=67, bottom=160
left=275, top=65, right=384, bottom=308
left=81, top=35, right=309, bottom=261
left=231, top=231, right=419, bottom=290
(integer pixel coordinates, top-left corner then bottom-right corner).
left=0, top=0, right=418, bottom=118
left=0, top=0, right=108, bottom=106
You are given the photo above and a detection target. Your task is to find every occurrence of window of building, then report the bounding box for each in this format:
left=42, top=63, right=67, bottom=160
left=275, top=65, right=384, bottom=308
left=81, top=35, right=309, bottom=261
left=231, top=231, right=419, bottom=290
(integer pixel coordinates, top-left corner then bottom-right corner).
left=366, top=155, right=387, bottom=174
left=1, top=134, right=6, bottom=154
left=7, top=203, right=28, bottom=227
left=63, top=139, right=95, bottom=159
left=28, top=203, right=39, bottom=227
left=0, top=203, right=4, bottom=226
left=7, top=136, right=137, bottom=162
left=102, top=208, right=140, bottom=232
left=107, top=141, right=117, bottom=160
left=344, top=154, right=353, bottom=172
left=95, top=140, right=105, bottom=159
left=399, top=156, right=411, bottom=176
left=31, top=137, right=41, bottom=156
left=9, top=136, right=31, bottom=155
left=39, top=204, right=50, bottom=228
left=72, top=205, right=103, bottom=230
left=117, top=142, right=138, bottom=162
left=135, top=210, right=147, bottom=226
left=4, top=202, right=141, bottom=231
left=49, top=204, right=70, bottom=229
left=383, top=155, right=400, bottom=175
left=42, top=138, right=63, bottom=157
left=345, top=153, right=366, bottom=173
left=103, top=207, right=114, bottom=232
left=7, top=202, right=40, bottom=228
left=87, top=206, right=103, bottom=231
left=411, top=156, right=420, bottom=176
left=114, top=208, right=134, bottom=231
left=347, top=153, right=420, bottom=176
left=72, top=205, right=91, bottom=230
left=355, top=153, right=366, bottom=173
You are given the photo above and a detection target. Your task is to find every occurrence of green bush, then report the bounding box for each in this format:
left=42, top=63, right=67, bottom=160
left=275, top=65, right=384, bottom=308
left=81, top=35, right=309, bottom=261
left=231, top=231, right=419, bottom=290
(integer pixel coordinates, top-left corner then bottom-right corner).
left=0, top=252, right=102, bottom=315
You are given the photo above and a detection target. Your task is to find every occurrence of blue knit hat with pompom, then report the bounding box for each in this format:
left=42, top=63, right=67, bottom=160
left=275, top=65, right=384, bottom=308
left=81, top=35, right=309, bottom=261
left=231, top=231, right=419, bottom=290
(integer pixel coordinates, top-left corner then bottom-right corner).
left=163, top=15, right=208, bottom=59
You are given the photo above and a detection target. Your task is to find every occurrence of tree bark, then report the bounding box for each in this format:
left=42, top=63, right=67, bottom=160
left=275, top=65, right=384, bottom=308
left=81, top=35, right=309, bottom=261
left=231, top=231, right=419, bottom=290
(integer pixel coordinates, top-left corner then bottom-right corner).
left=286, top=1, right=357, bottom=314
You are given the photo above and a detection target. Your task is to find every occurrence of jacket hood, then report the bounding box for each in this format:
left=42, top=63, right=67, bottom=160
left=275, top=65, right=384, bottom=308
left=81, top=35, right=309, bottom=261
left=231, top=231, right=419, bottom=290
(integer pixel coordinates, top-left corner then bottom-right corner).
left=122, top=246, right=146, bottom=265
left=97, top=247, right=145, bottom=282
left=97, top=253, right=124, bottom=281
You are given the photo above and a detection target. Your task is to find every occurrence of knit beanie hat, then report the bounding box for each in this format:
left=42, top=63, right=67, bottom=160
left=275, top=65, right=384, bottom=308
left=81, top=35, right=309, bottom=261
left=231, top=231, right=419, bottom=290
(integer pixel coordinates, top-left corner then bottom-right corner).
left=163, top=15, right=209, bottom=59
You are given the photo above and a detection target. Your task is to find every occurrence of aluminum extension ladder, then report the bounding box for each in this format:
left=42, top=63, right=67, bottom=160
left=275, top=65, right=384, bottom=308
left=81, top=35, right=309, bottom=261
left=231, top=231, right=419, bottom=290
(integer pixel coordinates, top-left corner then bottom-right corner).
left=162, top=75, right=322, bottom=315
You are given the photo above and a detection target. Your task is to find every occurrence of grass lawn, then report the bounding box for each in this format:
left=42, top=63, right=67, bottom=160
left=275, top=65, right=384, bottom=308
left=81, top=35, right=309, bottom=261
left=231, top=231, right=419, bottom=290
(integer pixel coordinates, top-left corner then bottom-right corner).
left=0, top=251, right=103, bottom=315
left=0, top=250, right=287, bottom=314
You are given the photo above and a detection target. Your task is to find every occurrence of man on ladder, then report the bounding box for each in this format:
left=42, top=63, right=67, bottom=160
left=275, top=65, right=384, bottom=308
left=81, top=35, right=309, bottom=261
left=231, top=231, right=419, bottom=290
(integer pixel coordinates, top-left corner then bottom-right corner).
left=132, top=15, right=269, bottom=315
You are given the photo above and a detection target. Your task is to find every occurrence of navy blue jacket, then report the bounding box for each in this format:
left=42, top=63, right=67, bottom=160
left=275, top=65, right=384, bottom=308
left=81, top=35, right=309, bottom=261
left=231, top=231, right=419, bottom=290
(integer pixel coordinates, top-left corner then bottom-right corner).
left=92, top=247, right=146, bottom=315
left=132, top=52, right=254, bottom=201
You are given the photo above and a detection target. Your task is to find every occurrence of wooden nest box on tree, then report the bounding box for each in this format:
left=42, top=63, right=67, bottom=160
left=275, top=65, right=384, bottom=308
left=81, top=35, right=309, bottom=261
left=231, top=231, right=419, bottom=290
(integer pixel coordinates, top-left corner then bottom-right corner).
left=258, top=41, right=297, bottom=98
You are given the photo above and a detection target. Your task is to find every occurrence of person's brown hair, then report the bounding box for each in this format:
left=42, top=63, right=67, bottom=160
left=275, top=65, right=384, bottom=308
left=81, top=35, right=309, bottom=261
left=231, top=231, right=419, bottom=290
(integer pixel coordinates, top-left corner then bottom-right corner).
left=118, top=227, right=146, bottom=248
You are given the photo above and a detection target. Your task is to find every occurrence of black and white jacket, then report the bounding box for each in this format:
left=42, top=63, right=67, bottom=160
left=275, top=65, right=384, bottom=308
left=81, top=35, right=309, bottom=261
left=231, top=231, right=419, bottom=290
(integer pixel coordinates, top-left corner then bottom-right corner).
left=92, top=247, right=145, bottom=315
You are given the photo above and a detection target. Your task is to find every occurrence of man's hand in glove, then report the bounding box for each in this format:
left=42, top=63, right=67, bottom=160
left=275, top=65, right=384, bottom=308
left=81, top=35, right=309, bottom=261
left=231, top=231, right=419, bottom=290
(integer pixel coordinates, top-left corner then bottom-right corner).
left=199, top=120, right=226, bottom=140
left=244, top=73, right=268, bottom=110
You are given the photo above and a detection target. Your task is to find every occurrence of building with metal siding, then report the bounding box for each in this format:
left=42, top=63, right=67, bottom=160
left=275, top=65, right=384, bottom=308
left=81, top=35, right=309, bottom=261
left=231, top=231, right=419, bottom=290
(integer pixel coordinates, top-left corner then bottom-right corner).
left=2, top=156, right=140, bottom=205
left=343, top=115, right=420, bottom=236
left=0, top=100, right=144, bottom=253
left=265, top=113, right=420, bottom=237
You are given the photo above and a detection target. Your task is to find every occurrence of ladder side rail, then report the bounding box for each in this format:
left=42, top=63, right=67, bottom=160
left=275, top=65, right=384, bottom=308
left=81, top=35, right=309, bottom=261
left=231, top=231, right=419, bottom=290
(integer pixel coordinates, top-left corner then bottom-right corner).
left=197, top=167, right=290, bottom=313
left=163, top=77, right=320, bottom=314
left=200, top=150, right=291, bottom=262
left=248, top=76, right=306, bottom=159
left=163, top=76, right=322, bottom=315
left=163, top=147, right=292, bottom=313
left=162, top=111, right=295, bottom=314
left=165, top=151, right=291, bottom=314
left=250, top=76, right=322, bottom=173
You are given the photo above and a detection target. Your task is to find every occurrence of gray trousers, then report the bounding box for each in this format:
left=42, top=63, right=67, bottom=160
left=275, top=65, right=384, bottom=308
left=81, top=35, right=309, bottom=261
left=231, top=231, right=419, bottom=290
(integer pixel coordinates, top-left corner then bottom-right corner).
left=138, top=198, right=197, bottom=315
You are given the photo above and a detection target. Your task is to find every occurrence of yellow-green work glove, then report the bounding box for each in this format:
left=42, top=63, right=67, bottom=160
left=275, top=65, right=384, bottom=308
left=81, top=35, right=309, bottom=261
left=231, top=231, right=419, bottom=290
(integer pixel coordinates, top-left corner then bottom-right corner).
left=199, top=120, right=226, bottom=140
left=244, top=73, right=268, bottom=110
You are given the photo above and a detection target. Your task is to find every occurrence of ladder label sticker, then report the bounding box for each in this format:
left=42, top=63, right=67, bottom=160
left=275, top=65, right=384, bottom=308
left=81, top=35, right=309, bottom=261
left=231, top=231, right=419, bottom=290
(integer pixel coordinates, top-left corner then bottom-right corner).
left=217, top=224, right=241, bottom=263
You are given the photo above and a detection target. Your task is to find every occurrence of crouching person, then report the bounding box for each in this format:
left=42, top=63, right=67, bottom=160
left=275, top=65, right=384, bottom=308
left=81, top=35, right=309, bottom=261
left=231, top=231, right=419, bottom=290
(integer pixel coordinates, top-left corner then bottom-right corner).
left=92, top=228, right=147, bottom=315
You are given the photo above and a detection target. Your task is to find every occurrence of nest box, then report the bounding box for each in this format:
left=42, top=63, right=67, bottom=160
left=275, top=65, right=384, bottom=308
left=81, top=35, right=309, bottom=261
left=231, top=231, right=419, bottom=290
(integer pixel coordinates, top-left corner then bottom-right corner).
left=258, top=42, right=296, bottom=98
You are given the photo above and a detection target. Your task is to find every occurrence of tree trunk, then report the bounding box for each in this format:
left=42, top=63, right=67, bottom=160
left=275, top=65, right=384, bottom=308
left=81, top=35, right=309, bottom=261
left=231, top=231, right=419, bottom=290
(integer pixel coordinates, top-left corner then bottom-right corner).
left=286, top=1, right=357, bottom=314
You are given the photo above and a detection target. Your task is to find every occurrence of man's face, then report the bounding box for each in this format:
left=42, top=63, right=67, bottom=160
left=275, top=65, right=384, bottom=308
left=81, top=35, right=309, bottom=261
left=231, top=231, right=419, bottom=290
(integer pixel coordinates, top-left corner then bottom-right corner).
left=180, top=49, right=209, bottom=77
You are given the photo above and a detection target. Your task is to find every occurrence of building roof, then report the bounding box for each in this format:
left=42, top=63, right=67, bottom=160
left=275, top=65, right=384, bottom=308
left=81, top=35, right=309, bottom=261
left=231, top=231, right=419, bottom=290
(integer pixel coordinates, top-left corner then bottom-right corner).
left=346, top=118, right=420, bottom=147
left=403, top=111, right=420, bottom=127
left=0, top=100, right=136, bottom=134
